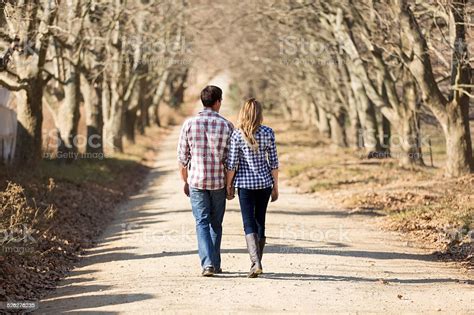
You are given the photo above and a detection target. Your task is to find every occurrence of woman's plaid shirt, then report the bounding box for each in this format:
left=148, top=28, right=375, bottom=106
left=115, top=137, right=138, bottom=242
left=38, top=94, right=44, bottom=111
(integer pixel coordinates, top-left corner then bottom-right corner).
left=177, top=108, right=234, bottom=190
left=227, top=125, right=279, bottom=189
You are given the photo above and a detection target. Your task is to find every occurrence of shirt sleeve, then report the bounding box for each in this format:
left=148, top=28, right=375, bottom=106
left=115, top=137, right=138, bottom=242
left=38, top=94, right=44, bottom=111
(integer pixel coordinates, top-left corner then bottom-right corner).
left=226, top=130, right=239, bottom=171
left=177, top=121, right=190, bottom=167
left=267, top=130, right=279, bottom=170
left=222, top=122, right=234, bottom=167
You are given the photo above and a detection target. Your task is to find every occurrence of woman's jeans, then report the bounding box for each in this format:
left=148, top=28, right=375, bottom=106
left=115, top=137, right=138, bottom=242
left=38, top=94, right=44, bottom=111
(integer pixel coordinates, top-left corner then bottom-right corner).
left=189, top=187, right=226, bottom=269
left=238, top=187, right=272, bottom=238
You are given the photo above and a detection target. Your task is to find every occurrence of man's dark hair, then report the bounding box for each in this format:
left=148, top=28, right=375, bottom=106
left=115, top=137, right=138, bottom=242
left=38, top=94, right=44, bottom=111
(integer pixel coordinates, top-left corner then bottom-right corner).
left=200, top=85, right=222, bottom=107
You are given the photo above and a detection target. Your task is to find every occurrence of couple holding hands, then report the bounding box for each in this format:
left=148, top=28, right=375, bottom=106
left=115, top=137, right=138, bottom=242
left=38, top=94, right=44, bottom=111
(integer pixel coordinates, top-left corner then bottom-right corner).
left=177, top=85, right=279, bottom=278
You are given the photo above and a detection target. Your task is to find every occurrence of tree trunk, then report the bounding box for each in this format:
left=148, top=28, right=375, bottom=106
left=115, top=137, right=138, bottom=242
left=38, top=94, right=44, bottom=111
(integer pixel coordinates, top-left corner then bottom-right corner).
left=57, top=70, right=81, bottom=163
left=81, top=73, right=103, bottom=154
left=337, top=55, right=360, bottom=148
left=281, top=104, right=292, bottom=121
left=102, top=79, right=121, bottom=153
left=351, top=75, right=381, bottom=153
left=124, top=107, right=138, bottom=143
left=391, top=113, right=424, bottom=166
left=301, top=100, right=312, bottom=126
left=151, top=70, right=170, bottom=127
left=317, top=106, right=331, bottom=138
left=346, top=94, right=361, bottom=148
left=357, top=99, right=380, bottom=152
left=398, top=0, right=472, bottom=176
left=136, top=83, right=151, bottom=135
left=102, top=79, right=124, bottom=153
left=329, top=111, right=347, bottom=147
left=15, top=82, right=43, bottom=165
left=381, top=114, right=391, bottom=155
left=124, top=83, right=142, bottom=144
left=396, top=73, right=424, bottom=166
left=169, top=69, right=188, bottom=108
left=442, top=100, right=473, bottom=176
left=308, top=101, right=319, bottom=127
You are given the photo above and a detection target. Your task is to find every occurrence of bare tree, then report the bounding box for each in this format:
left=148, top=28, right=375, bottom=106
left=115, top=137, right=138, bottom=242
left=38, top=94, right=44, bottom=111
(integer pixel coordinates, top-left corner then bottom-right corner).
left=397, top=0, right=473, bottom=176
left=0, top=1, right=58, bottom=165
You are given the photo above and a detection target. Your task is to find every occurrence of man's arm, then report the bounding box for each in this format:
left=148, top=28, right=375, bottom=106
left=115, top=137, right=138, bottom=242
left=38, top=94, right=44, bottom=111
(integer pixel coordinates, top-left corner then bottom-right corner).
left=177, top=122, right=191, bottom=196
left=225, top=129, right=238, bottom=199
left=226, top=169, right=236, bottom=199
left=179, top=165, right=190, bottom=197
left=179, top=166, right=188, bottom=183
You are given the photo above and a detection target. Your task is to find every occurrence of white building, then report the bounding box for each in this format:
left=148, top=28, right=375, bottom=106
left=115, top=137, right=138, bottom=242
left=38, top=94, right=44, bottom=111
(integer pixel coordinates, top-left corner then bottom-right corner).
left=0, top=87, right=17, bottom=164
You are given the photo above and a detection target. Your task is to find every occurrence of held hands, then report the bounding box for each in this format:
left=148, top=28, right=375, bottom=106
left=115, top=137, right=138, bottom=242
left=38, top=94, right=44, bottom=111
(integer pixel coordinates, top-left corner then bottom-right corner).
left=226, top=185, right=235, bottom=200
left=271, top=186, right=279, bottom=202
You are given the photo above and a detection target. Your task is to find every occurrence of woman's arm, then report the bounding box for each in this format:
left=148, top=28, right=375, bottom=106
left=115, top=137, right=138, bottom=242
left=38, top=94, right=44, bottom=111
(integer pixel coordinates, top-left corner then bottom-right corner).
left=268, top=129, right=279, bottom=202
left=271, top=169, right=279, bottom=202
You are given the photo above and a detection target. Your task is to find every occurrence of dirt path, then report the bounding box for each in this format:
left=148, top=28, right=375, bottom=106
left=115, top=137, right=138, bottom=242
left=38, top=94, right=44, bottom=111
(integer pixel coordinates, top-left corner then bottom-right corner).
left=39, top=126, right=473, bottom=314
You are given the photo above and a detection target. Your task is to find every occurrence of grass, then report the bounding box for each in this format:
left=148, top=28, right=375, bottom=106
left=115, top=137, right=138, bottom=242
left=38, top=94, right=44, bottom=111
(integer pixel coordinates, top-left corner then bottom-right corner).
left=28, top=123, right=174, bottom=186
left=36, top=157, right=138, bottom=185
left=285, top=160, right=335, bottom=178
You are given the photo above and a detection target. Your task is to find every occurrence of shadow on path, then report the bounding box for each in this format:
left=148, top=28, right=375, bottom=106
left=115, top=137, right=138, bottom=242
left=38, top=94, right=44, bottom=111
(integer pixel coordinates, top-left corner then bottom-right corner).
left=40, top=293, right=153, bottom=314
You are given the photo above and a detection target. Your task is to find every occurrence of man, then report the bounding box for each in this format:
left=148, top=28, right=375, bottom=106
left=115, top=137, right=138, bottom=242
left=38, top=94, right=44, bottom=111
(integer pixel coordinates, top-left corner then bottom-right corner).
left=177, top=85, right=233, bottom=276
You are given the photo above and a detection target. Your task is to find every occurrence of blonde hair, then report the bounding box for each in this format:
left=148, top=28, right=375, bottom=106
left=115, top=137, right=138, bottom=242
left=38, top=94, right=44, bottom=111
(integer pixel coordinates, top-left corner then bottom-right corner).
left=238, top=98, right=263, bottom=151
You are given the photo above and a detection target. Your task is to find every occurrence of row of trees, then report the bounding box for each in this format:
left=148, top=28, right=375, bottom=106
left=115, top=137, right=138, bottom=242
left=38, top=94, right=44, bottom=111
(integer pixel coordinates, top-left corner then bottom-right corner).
left=0, top=0, right=471, bottom=178
left=208, top=0, right=472, bottom=178
left=0, top=0, right=189, bottom=165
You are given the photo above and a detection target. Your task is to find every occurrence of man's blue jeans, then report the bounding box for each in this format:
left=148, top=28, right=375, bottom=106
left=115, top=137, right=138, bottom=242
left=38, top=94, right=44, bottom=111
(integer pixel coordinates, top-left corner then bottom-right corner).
left=189, top=187, right=226, bottom=269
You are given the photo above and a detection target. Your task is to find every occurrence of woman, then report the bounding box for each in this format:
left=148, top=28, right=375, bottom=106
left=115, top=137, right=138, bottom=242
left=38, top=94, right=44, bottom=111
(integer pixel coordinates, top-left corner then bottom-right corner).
left=226, top=98, right=279, bottom=278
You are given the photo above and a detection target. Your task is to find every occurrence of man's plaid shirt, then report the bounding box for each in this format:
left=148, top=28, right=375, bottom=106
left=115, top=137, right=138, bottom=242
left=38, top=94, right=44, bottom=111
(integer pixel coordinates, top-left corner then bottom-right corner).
left=177, top=108, right=234, bottom=190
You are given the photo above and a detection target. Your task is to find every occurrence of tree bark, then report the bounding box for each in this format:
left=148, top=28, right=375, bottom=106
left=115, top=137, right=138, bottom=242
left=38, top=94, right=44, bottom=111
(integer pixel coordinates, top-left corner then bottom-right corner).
left=381, top=114, right=391, bottom=155
left=81, top=73, right=103, bottom=154
left=136, top=80, right=152, bottom=135
left=336, top=56, right=360, bottom=148
left=3, top=1, right=58, bottom=166
left=124, top=106, right=138, bottom=143
left=344, top=87, right=361, bottom=149
left=317, top=106, right=331, bottom=138
left=56, top=69, right=81, bottom=163
left=102, top=77, right=125, bottom=153
left=15, top=82, right=43, bottom=165
left=350, top=73, right=381, bottom=152
left=124, top=81, right=142, bottom=143
left=301, top=100, right=312, bottom=126
left=151, top=70, right=170, bottom=127
left=398, top=0, right=472, bottom=176
left=444, top=114, right=472, bottom=176
left=329, top=110, right=347, bottom=147
left=308, top=101, right=319, bottom=127
left=102, top=0, right=127, bottom=153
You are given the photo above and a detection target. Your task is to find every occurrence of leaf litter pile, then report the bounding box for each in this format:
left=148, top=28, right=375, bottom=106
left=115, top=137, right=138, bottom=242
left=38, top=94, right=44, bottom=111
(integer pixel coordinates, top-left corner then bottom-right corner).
left=273, top=116, right=473, bottom=270
left=0, top=126, right=168, bottom=304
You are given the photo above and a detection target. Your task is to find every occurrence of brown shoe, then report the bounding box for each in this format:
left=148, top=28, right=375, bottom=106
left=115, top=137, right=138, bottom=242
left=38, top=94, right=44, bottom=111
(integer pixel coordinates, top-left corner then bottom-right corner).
left=202, top=266, right=215, bottom=277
